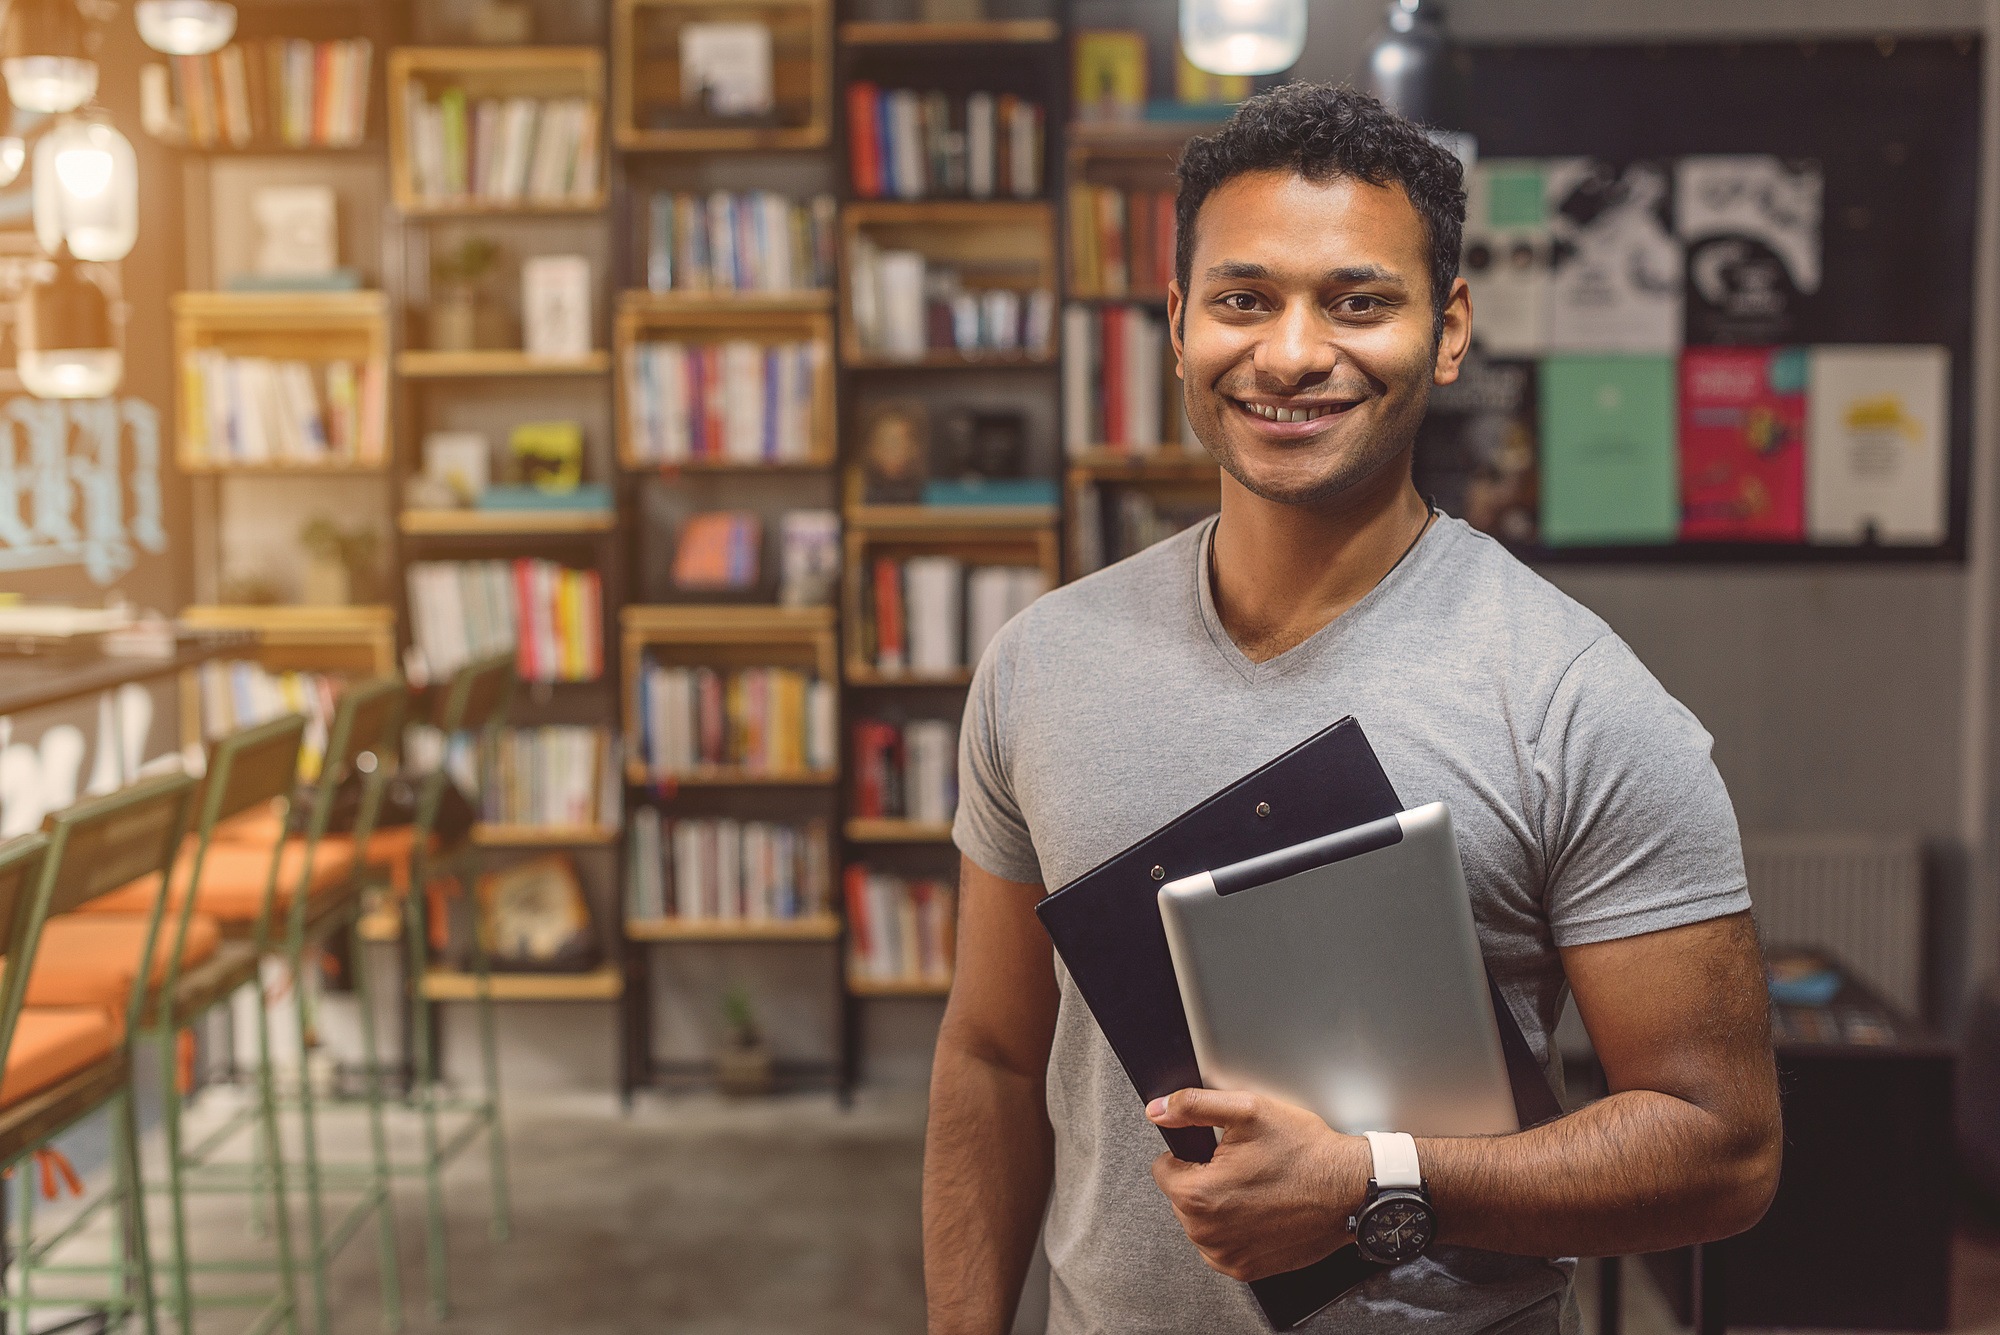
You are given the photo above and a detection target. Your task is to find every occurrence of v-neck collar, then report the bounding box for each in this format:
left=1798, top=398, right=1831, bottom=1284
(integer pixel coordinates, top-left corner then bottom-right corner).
left=1192, top=509, right=1450, bottom=685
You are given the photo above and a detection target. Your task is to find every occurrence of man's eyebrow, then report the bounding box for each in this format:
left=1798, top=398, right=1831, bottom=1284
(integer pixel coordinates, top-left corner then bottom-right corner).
left=1201, top=261, right=1408, bottom=285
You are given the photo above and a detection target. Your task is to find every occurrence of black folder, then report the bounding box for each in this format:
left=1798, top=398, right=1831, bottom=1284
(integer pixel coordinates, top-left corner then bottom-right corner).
left=1035, top=716, right=1563, bottom=1330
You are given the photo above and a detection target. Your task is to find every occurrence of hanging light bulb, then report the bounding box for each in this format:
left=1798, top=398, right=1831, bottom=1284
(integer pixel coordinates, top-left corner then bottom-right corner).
left=0, top=137, right=25, bottom=188
left=1361, top=0, right=1463, bottom=127
left=1, top=0, right=96, bottom=114
left=134, top=0, right=235, bottom=56
left=1180, top=0, right=1305, bottom=76
left=32, top=113, right=136, bottom=261
left=17, top=245, right=120, bottom=399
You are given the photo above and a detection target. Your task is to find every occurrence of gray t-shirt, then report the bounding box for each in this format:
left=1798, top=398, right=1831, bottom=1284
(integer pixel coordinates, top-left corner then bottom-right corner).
left=952, top=513, right=1750, bottom=1334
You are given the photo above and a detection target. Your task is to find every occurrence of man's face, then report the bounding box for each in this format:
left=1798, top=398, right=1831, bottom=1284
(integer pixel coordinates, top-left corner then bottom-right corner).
left=1170, top=170, right=1469, bottom=508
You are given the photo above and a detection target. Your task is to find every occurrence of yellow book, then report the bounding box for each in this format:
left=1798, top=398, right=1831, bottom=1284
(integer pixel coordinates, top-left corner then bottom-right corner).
left=558, top=570, right=583, bottom=680
left=1074, top=30, right=1147, bottom=121
left=1069, top=183, right=1100, bottom=295
left=1176, top=49, right=1250, bottom=106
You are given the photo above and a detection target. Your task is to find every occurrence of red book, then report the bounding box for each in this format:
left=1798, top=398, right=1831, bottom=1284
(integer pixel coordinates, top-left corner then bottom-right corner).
left=312, top=41, right=335, bottom=144
left=697, top=668, right=725, bottom=766
left=843, top=865, right=872, bottom=963
left=872, top=558, right=905, bottom=673
left=847, top=82, right=881, bottom=198
left=1679, top=346, right=1806, bottom=541
left=1101, top=307, right=1126, bottom=449
left=511, top=559, right=538, bottom=681
left=579, top=569, right=603, bottom=678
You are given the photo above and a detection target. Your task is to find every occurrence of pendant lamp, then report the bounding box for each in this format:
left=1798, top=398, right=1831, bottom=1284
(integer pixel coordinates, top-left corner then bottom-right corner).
left=134, top=0, right=235, bottom=56
left=17, top=244, right=120, bottom=398
left=2, top=0, right=97, bottom=115
left=1180, top=0, right=1305, bottom=76
left=32, top=112, right=136, bottom=261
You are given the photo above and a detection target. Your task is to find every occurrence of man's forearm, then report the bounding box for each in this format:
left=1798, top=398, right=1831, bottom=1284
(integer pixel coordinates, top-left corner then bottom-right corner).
left=1418, top=1087, right=1781, bottom=1257
left=924, top=1038, right=1054, bottom=1335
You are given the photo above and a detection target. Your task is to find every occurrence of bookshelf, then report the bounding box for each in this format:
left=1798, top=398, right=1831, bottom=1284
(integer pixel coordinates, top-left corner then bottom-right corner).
left=838, top=200, right=1058, bottom=367
left=178, top=604, right=399, bottom=676
left=612, top=0, right=832, bottom=151
left=837, top=19, right=1059, bottom=45
left=397, top=508, right=617, bottom=536
left=1065, top=448, right=1221, bottom=578
left=421, top=965, right=624, bottom=1002
left=386, top=46, right=608, bottom=215
left=395, top=349, right=613, bottom=378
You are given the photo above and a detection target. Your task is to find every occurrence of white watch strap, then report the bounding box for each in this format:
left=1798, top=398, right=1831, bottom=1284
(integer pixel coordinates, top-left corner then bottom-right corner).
left=1364, top=1131, right=1422, bottom=1189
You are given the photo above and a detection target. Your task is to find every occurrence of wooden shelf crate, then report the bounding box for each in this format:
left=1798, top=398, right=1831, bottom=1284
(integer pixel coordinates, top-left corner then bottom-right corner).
left=397, top=508, right=616, bottom=536
left=628, top=913, right=840, bottom=942
left=179, top=604, right=398, bottom=676
left=846, top=972, right=951, bottom=997
left=614, top=0, right=830, bottom=152
left=396, top=349, right=612, bottom=378
left=841, top=523, right=1057, bottom=683
left=844, top=818, right=954, bottom=843
left=422, top=965, right=623, bottom=1001
left=839, top=200, right=1056, bottom=365
left=387, top=46, right=607, bottom=216
left=619, top=605, right=839, bottom=785
left=170, top=291, right=389, bottom=473
left=838, top=19, right=1057, bottom=44
left=614, top=291, right=836, bottom=470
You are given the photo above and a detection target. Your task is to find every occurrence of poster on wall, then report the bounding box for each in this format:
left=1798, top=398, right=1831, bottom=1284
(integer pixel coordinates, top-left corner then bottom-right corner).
left=1545, top=159, right=1683, bottom=354
left=1538, top=354, right=1678, bottom=546
left=1460, top=159, right=1551, bottom=356
left=1806, top=344, right=1950, bottom=545
left=1676, top=155, right=1823, bottom=345
left=1414, top=349, right=1539, bottom=544
left=1678, top=346, right=1807, bottom=542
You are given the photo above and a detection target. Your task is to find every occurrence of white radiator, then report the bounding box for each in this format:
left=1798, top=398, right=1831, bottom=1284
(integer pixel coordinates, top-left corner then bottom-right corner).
left=1743, top=832, right=1927, bottom=1018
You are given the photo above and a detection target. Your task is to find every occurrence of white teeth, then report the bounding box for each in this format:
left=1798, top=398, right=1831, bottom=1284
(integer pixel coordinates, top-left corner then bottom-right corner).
left=1244, top=401, right=1343, bottom=423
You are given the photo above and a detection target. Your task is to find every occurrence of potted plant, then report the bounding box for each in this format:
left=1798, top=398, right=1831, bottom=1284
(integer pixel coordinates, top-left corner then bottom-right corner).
left=715, top=985, right=774, bottom=1097
left=299, top=517, right=381, bottom=606
left=428, top=236, right=499, bottom=352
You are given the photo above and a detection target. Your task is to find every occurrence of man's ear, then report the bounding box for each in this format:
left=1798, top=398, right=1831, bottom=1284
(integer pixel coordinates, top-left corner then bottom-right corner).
left=1433, top=276, right=1472, bottom=387
left=1168, top=281, right=1186, bottom=380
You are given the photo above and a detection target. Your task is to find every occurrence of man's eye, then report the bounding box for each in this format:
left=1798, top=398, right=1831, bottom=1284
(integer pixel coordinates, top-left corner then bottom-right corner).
left=1337, top=295, right=1384, bottom=314
left=1218, top=292, right=1261, bottom=312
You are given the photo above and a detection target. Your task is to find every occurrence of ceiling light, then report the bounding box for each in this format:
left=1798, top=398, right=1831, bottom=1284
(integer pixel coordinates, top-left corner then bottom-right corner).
left=1, top=0, right=96, bottom=114
left=1180, top=0, right=1305, bottom=76
left=16, top=245, right=120, bottom=399
left=0, top=137, right=26, bottom=187
left=33, top=113, right=135, bottom=261
left=134, top=0, right=234, bottom=56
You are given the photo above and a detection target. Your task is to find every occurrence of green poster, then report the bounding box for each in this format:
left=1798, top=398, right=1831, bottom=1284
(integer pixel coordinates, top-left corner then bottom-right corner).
left=1538, top=355, right=1679, bottom=545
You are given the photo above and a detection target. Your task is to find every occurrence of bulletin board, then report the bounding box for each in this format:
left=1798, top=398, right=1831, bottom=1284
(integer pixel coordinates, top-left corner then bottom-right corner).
left=1414, top=36, right=1982, bottom=564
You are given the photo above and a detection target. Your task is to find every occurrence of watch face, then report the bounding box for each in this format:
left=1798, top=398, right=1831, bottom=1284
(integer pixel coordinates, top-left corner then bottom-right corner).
left=1357, top=1192, right=1435, bottom=1265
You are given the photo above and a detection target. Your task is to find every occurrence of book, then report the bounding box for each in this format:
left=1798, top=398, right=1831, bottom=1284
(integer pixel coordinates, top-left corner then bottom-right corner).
left=1460, top=159, right=1550, bottom=356
left=423, top=430, right=491, bottom=501
left=680, top=22, right=774, bottom=118
left=197, top=660, right=338, bottom=779
left=403, top=87, right=600, bottom=205
left=629, top=813, right=831, bottom=924
left=778, top=510, right=841, bottom=607
left=636, top=662, right=837, bottom=777
left=1676, top=156, right=1823, bottom=346
left=848, top=235, right=1052, bottom=360
left=522, top=255, right=592, bottom=359
left=406, top=558, right=603, bottom=685
left=850, top=717, right=958, bottom=823
left=1545, top=159, right=1683, bottom=354
left=184, top=351, right=385, bottom=465
left=863, top=557, right=1044, bottom=673
left=1678, top=346, right=1807, bottom=542
left=845, top=866, right=955, bottom=984
left=509, top=421, right=584, bottom=492
left=645, top=190, right=837, bottom=294
left=1067, top=185, right=1175, bottom=296
left=155, top=38, right=370, bottom=148
left=1073, top=31, right=1147, bottom=123
left=1412, top=350, right=1539, bottom=545
left=1061, top=304, right=1167, bottom=455
left=1805, top=344, right=1950, bottom=545
left=480, top=726, right=607, bottom=828
left=672, top=511, right=762, bottom=590
left=624, top=339, right=821, bottom=465
left=845, top=85, right=1043, bottom=201
left=1537, top=355, right=1678, bottom=546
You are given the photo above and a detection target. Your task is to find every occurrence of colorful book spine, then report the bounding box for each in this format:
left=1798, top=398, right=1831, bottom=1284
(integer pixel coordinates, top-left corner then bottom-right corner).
left=480, top=726, right=606, bottom=828
left=403, top=88, right=600, bottom=205
left=637, top=662, right=838, bottom=778
left=844, top=866, right=955, bottom=983
left=845, top=85, right=1044, bottom=201
left=624, top=339, right=821, bottom=465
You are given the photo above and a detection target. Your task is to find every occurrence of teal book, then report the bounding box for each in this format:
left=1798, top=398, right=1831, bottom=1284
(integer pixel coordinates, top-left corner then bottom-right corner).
left=1538, top=355, right=1679, bottom=545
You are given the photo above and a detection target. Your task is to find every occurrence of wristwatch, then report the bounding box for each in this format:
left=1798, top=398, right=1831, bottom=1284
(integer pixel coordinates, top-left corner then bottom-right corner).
left=1350, top=1131, right=1437, bottom=1266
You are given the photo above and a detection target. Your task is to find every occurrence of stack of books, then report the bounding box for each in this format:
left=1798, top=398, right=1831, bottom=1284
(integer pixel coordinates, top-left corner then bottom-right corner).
left=1061, top=304, right=1168, bottom=455
left=196, top=661, right=336, bottom=779
left=844, top=867, right=955, bottom=985
left=645, top=191, right=838, bottom=294
left=405, top=558, right=603, bottom=686
left=401, top=87, right=600, bottom=205
left=634, top=661, right=838, bottom=778
left=861, top=558, right=1048, bottom=676
left=157, top=38, right=372, bottom=147
left=1068, top=185, right=1176, bottom=296
left=1073, top=490, right=1217, bottom=577
left=183, top=353, right=385, bottom=465
left=627, top=810, right=832, bottom=923
left=851, top=717, right=957, bottom=824
left=845, top=86, right=1044, bottom=200
left=480, top=726, right=610, bottom=829
left=623, top=339, right=822, bottom=464
left=848, top=236, right=1054, bottom=360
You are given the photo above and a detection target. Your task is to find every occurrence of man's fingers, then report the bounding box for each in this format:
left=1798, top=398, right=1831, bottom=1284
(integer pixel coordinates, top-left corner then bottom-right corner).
left=1146, top=1087, right=1262, bottom=1129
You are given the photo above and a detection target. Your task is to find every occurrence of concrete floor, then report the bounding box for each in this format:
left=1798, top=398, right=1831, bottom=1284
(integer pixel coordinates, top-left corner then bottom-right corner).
left=26, top=1086, right=2000, bottom=1334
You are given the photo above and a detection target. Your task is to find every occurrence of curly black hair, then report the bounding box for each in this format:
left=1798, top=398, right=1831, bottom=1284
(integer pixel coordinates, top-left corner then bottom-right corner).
left=1175, top=82, right=1467, bottom=340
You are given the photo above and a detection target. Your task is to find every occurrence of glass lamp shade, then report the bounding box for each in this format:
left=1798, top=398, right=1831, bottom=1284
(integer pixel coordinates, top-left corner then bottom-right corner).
left=0, top=137, right=25, bottom=188
left=16, top=249, right=120, bottom=399
left=1, top=0, right=95, bottom=114
left=33, top=115, right=137, bottom=262
left=1180, top=0, right=1305, bottom=76
left=134, top=0, right=236, bottom=55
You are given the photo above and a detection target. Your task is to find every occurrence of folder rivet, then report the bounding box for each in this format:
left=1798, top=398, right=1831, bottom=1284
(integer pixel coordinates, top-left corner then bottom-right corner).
left=1256, top=801, right=1271, bottom=817
left=1150, top=865, right=1165, bottom=881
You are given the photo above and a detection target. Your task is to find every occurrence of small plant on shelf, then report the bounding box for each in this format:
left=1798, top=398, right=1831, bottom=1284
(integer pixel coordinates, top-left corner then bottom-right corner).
left=429, top=236, right=501, bottom=351
left=300, top=517, right=382, bottom=605
left=717, top=985, right=774, bottom=1097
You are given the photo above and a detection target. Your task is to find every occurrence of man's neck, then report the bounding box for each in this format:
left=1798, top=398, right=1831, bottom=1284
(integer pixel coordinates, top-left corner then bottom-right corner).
left=1209, top=462, right=1431, bottom=665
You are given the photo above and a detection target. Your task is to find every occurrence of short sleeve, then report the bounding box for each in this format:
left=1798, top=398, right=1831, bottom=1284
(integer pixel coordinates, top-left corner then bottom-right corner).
left=1535, top=635, right=1750, bottom=948
left=952, top=623, right=1044, bottom=884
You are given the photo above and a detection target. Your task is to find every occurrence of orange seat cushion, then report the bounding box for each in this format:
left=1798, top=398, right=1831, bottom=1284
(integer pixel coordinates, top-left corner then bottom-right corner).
left=2, top=1008, right=117, bottom=1106
left=21, top=913, right=223, bottom=1015
left=78, top=839, right=357, bottom=924
left=212, top=814, right=433, bottom=891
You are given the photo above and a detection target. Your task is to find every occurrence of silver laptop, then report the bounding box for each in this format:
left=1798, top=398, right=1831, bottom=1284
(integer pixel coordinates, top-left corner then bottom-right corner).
left=1157, top=801, right=1518, bottom=1138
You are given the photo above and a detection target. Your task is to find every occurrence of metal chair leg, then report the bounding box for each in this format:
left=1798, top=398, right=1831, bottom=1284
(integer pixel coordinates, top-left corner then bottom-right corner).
left=290, top=955, right=333, bottom=1335
left=468, top=914, right=510, bottom=1244
left=405, top=891, right=450, bottom=1321
left=113, top=1086, right=161, bottom=1335
left=253, top=961, right=304, bottom=1335
left=154, top=1028, right=196, bottom=1335
left=351, top=915, right=404, bottom=1333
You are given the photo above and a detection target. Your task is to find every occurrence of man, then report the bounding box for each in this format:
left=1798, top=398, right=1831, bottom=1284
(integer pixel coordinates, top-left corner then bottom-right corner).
left=924, top=83, right=1782, bottom=1333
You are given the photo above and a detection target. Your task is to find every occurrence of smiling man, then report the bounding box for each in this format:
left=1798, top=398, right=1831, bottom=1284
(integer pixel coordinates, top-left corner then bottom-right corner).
left=922, top=84, right=1782, bottom=1333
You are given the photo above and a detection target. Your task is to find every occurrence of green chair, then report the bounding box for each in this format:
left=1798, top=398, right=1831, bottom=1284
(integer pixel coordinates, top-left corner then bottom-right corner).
left=4, top=772, right=205, bottom=1335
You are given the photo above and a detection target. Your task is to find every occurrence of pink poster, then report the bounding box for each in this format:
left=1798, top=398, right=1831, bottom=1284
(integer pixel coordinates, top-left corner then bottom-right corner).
left=1679, top=346, right=1807, bottom=541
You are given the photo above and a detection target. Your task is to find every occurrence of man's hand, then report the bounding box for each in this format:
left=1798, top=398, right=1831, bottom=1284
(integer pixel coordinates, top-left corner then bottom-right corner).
left=1147, top=1088, right=1371, bottom=1282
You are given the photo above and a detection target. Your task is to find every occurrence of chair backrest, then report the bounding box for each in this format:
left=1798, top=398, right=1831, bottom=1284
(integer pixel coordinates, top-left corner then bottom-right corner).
left=198, top=714, right=307, bottom=836
left=441, top=654, right=513, bottom=736
left=0, top=832, right=52, bottom=1072
left=42, top=771, right=196, bottom=918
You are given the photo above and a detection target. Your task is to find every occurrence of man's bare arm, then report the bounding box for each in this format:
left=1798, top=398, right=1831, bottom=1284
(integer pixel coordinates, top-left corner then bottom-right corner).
left=1147, top=911, right=1782, bottom=1278
left=924, top=855, right=1059, bottom=1334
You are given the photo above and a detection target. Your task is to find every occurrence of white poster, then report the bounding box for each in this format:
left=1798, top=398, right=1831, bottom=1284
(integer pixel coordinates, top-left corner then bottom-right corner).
left=1806, top=345, right=1950, bottom=545
left=1676, top=155, right=1822, bottom=344
left=1461, top=159, right=1549, bottom=355
left=1545, top=158, right=1683, bottom=354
